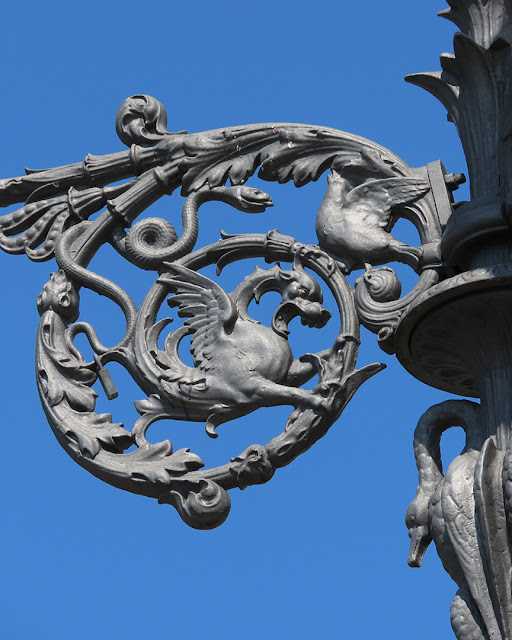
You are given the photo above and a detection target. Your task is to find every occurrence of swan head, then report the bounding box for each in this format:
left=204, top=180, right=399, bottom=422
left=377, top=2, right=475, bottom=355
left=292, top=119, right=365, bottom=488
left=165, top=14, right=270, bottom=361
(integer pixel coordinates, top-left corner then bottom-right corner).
left=405, top=499, right=432, bottom=568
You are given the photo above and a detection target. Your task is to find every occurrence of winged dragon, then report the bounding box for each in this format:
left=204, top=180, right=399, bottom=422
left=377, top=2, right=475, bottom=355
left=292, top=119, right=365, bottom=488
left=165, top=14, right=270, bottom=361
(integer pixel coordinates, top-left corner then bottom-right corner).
left=134, top=255, right=333, bottom=439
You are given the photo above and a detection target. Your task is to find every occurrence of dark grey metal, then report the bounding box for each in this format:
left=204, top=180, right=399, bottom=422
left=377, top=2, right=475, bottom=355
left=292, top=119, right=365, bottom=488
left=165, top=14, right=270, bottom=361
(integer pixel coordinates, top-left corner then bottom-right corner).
left=2, top=1, right=512, bottom=637
left=315, top=172, right=430, bottom=273
left=398, top=2, right=512, bottom=638
left=0, top=96, right=447, bottom=531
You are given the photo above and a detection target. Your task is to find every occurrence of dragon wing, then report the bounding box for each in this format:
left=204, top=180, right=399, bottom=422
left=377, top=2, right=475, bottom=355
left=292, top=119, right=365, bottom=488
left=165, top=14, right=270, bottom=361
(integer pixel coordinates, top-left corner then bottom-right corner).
left=343, top=177, right=430, bottom=230
left=160, top=263, right=238, bottom=372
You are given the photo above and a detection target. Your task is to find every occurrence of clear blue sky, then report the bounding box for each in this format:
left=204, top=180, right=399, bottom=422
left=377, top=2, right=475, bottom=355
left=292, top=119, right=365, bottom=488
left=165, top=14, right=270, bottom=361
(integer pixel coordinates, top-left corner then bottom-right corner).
left=0, top=2, right=470, bottom=638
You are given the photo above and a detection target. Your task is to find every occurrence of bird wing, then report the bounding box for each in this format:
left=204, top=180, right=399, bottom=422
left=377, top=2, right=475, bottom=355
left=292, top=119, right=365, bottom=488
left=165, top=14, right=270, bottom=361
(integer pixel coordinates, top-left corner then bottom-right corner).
left=442, top=451, right=501, bottom=639
left=343, top=178, right=430, bottom=230
left=162, top=263, right=238, bottom=372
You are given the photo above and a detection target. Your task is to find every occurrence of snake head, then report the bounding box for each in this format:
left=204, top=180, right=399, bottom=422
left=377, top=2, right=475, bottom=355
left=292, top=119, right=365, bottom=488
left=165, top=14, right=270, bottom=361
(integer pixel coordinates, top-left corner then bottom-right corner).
left=234, top=186, right=273, bottom=213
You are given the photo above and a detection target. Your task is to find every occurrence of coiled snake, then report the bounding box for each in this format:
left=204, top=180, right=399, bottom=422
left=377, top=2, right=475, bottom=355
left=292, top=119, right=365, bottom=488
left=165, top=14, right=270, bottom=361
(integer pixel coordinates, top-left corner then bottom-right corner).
left=54, top=185, right=274, bottom=354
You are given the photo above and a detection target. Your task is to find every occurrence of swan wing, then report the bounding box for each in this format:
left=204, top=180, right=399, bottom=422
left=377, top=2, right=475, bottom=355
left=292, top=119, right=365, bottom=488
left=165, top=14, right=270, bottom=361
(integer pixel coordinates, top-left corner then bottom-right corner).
left=442, top=451, right=501, bottom=639
left=161, top=263, right=237, bottom=371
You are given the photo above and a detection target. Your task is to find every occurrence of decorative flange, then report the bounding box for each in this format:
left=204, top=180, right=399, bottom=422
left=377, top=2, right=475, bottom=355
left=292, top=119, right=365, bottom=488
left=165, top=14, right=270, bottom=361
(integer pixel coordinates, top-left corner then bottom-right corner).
left=395, top=264, right=512, bottom=397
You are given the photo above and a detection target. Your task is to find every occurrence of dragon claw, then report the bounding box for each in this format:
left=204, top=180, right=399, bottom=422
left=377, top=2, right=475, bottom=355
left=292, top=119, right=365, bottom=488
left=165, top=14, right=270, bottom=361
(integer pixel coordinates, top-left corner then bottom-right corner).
left=297, top=390, right=331, bottom=414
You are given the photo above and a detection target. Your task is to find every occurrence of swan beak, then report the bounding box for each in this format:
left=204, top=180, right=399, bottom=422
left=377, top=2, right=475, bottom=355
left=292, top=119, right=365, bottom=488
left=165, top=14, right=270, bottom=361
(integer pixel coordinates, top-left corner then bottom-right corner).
left=408, top=525, right=431, bottom=568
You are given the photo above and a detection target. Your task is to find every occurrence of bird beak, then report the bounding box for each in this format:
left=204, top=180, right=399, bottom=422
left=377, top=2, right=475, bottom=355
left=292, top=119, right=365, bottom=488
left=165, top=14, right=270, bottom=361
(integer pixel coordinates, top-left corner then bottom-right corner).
left=408, top=525, right=431, bottom=568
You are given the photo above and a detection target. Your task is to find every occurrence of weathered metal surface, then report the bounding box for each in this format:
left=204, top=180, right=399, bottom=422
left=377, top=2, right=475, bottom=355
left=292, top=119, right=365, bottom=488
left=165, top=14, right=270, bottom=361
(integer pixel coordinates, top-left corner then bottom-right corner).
left=0, top=92, right=448, bottom=529
left=3, top=1, right=512, bottom=638
left=402, top=1, right=512, bottom=638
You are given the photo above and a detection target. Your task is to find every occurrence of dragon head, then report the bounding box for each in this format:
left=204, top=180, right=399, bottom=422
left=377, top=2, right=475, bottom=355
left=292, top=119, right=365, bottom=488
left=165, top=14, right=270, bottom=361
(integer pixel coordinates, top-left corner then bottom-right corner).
left=37, top=270, right=80, bottom=322
left=271, top=255, right=331, bottom=338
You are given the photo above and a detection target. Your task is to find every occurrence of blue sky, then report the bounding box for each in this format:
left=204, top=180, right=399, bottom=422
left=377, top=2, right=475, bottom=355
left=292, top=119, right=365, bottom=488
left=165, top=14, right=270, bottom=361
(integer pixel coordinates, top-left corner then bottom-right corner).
left=0, top=2, right=470, bottom=639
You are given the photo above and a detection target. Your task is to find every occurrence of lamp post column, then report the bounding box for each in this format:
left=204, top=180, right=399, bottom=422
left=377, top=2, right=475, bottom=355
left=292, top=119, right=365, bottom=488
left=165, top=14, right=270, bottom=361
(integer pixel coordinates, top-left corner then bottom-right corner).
left=400, top=3, right=512, bottom=638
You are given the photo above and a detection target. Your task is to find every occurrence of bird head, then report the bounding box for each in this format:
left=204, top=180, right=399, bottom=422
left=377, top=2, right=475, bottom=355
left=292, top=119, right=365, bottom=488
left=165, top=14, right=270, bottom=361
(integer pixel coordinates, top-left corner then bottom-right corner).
left=405, top=493, right=432, bottom=568
left=326, top=169, right=352, bottom=202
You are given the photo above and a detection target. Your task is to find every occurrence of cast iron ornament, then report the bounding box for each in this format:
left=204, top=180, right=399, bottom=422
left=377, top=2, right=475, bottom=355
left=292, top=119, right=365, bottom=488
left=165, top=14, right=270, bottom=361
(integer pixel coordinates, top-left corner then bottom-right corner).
left=1, top=94, right=454, bottom=531
left=4, top=1, right=512, bottom=638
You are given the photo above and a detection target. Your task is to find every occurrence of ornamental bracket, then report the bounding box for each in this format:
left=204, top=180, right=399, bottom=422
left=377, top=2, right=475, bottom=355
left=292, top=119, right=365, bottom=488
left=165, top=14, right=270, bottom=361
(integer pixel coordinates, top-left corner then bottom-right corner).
left=4, top=2, right=512, bottom=639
